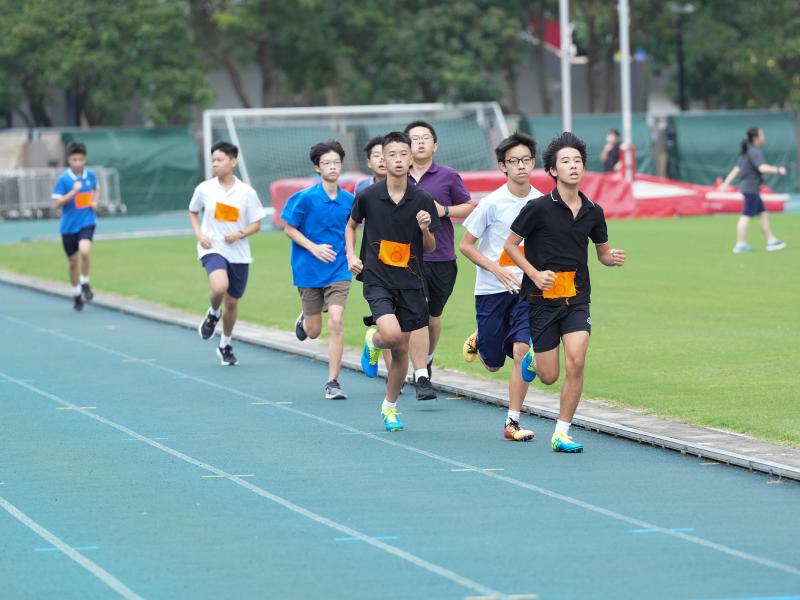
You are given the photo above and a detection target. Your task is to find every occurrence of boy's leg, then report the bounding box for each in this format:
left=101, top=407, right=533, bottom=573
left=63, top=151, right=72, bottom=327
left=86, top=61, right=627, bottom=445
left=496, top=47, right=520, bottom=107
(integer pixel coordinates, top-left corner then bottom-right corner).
left=323, top=281, right=350, bottom=383
left=386, top=333, right=410, bottom=403
left=559, top=330, right=590, bottom=422
left=68, top=253, right=80, bottom=287
left=503, top=341, right=534, bottom=441
left=78, top=239, right=91, bottom=277
left=297, top=288, right=324, bottom=339
left=221, top=294, right=238, bottom=338
left=208, top=269, right=229, bottom=311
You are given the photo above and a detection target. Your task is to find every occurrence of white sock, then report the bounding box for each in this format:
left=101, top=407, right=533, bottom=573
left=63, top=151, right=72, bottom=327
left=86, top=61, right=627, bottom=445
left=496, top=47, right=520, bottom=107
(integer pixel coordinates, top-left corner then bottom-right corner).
left=381, top=399, right=396, bottom=412
left=72, top=285, right=82, bottom=296
left=506, top=410, right=521, bottom=425
left=414, top=368, right=428, bottom=381
left=210, top=307, right=221, bottom=317
left=219, top=334, right=232, bottom=348
left=79, top=275, right=89, bottom=284
left=426, top=354, right=434, bottom=365
left=554, top=420, right=571, bottom=436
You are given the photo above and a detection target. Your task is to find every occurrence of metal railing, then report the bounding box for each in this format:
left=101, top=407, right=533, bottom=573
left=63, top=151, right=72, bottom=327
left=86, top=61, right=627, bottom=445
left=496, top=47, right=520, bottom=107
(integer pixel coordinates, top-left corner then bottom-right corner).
left=0, top=167, right=124, bottom=219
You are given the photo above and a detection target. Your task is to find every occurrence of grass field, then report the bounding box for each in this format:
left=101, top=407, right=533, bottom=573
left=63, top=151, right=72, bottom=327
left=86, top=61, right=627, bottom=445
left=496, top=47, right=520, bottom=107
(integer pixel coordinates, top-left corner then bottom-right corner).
left=1, top=212, right=797, bottom=446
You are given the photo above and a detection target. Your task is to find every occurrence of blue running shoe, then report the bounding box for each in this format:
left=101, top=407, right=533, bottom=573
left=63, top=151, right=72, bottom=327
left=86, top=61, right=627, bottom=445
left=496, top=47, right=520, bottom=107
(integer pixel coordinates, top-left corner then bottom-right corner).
left=361, top=327, right=380, bottom=378
left=382, top=406, right=404, bottom=432
left=551, top=431, right=583, bottom=453
left=521, top=340, right=537, bottom=383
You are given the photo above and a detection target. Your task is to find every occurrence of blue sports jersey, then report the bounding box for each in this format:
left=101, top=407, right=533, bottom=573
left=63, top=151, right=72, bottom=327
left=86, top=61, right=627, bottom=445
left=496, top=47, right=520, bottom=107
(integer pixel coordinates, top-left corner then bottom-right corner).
left=280, top=183, right=353, bottom=288
left=52, top=169, right=98, bottom=234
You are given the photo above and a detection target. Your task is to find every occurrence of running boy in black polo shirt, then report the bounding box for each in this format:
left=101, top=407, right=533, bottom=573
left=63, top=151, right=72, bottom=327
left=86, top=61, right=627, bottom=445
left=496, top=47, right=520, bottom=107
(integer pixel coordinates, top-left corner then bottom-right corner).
left=345, top=131, right=440, bottom=432
left=504, top=132, right=626, bottom=453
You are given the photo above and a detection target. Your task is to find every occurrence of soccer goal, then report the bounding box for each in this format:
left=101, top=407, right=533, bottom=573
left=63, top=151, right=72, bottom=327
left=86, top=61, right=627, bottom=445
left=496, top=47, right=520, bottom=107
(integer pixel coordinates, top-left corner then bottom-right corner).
left=202, top=102, right=510, bottom=211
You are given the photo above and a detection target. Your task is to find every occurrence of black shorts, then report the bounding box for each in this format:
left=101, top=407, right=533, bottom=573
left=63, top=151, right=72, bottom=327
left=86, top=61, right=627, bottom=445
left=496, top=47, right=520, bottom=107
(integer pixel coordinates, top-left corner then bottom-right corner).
left=529, top=303, right=591, bottom=354
left=363, top=284, right=429, bottom=333
left=422, top=260, right=457, bottom=318
left=61, top=225, right=96, bottom=257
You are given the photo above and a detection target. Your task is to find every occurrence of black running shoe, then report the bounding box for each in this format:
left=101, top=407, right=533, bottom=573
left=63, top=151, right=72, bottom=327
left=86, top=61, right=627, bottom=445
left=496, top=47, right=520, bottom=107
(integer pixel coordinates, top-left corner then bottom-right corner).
left=81, top=283, right=94, bottom=302
left=415, top=376, right=436, bottom=401
left=73, top=294, right=84, bottom=311
left=295, top=312, right=308, bottom=341
left=216, top=344, right=238, bottom=366
left=426, top=357, right=433, bottom=379
left=198, top=310, right=220, bottom=339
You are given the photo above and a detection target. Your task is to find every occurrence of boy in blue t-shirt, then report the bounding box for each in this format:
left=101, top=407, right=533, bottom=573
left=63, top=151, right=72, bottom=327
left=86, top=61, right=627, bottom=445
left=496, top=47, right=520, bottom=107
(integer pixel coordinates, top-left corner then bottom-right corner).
left=51, top=141, right=99, bottom=311
left=281, top=140, right=354, bottom=400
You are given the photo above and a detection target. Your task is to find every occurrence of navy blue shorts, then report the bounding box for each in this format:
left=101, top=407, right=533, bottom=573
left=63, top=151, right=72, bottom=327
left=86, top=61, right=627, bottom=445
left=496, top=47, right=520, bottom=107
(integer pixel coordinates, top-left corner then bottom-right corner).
left=201, top=253, right=249, bottom=299
left=61, top=225, right=95, bottom=256
left=742, top=193, right=766, bottom=217
left=529, top=303, right=591, bottom=354
left=474, top=292, right=530, bottom=369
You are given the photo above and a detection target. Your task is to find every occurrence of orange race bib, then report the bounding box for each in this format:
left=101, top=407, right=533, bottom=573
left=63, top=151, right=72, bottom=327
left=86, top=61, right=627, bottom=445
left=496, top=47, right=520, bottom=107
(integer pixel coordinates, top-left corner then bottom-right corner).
left=542, top=271, right=577, bottom=299
left=214, top=202, right=240, bottom=222
left=378, top=239, right=411, bottom=268
left=75, top=191, right=93, bottom=209
left=498, top=243, right=523, bottom=267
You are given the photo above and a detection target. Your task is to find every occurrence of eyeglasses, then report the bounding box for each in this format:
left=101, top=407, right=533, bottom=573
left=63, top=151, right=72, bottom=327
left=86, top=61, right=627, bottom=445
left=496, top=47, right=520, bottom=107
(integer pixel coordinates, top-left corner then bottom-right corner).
left=320, top=160, right=342, bottom=167
left=410, top=135, right=434, bottom=143
left=504, top=156, right=533, bottom=167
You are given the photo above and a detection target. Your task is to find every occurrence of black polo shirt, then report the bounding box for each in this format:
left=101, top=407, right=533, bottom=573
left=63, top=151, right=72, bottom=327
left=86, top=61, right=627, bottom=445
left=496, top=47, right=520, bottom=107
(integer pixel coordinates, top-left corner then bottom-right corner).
left=351, top=179, right=440, bottom=290
left=510, top=188, right=608, bottom=306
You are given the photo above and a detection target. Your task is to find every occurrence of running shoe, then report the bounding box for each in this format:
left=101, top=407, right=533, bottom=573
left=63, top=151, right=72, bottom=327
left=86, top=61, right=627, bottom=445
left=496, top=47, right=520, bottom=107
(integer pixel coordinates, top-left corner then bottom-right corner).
left=766, top=239, right=786, bottom=252
left=521, top=342, right=537, bottom=383
left=361, top=327, right=380, bottom=378
left=732, top=242, right=753, bottom=254
left=426, top=357, right=433, bottom=379
left=73, top=294, right=84, bottom=311
left=198, top=309, right=220, bottom=339
left=551, top=431, right=583, bottom=453
left=504, top=419, right=534, bottom=442
left=81, top=283, right=94, bottom=302
left=463, top=330, right=478, bottom=362
left=295, top=312, right=308, bottom=341
left=415, top=376, right=436, bottom=401
left=216, top=344, right=238, bottom=366
left=382, top=405, right=404, bottom=432
left=325, top=379, right=347, bottom=400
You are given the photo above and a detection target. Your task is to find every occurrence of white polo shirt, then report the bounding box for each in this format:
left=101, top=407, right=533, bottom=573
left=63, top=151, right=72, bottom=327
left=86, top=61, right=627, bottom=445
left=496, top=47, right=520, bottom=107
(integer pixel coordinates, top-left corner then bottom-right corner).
left=462, top=183, right=543, bottom=296
left=188, top=176, right=266, bottom=264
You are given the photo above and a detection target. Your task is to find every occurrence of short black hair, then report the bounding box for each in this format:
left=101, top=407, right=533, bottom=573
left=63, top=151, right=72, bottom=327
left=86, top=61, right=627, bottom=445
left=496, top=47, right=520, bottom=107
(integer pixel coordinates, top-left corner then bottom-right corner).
left=381, top=131, right=412, bottom=148
left=542, top=132, right=588, bottom=180
left=309, top=139, right=345, bottom=166
left=211, top=141, right=238, bottom=158
left=494, top=132, right=536, bottom=163
left=66, top=141, right=87, bottom=157
left=609, top=129, right=620, bottom=137
left=403, top=120, right=437, bottom=142
left=363, top=136, right=383, bottom=158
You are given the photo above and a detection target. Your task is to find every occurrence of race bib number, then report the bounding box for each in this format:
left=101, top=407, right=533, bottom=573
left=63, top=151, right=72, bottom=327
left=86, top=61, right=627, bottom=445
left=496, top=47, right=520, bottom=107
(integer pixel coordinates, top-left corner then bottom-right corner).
left=498, top=243, right=523, bottom=267
left=378, top=239, right=411, bottom=268
left=543, top=271, right=577, bottom=299
left=214, top=202, right=240, bottom=222
left=75, top=191, right=93, bottom=209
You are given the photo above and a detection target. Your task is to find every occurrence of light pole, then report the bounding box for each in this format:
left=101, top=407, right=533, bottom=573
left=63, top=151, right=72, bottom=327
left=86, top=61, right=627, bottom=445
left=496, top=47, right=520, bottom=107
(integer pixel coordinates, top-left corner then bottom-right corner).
left=669, top=2, right=695, bottom=111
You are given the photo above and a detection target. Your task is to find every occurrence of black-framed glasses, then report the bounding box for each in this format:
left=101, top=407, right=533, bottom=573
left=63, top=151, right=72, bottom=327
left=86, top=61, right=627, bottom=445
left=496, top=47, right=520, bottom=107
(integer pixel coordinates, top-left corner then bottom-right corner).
left=410, top=135, right=434, bottom=143
left=504, top=156, right=533, bottom=167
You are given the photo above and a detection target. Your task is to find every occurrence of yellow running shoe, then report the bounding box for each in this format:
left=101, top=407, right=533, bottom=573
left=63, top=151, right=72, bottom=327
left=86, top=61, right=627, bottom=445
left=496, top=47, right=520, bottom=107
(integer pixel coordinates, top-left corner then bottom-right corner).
left=381, top=406, right=404, bottom=432
left=551, top=431, right=583, bottom=453
left=463, top=330, right=478, bottom=362
left=504, top=419, right=534, bottom=441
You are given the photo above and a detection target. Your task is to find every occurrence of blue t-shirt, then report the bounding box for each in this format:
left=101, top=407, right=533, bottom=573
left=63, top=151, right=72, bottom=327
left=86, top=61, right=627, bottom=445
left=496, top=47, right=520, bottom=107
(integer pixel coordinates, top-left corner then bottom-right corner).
left=280, top=183, right=354, bottom=288
left=52, top=169, right=98, bottom=234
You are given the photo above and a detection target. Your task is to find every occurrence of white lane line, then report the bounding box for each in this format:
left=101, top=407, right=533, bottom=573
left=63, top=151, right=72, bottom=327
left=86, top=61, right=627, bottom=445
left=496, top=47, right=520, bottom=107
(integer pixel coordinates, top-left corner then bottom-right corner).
left=57, top=406, right=96, bottom=411
left=0, top=372, right=508, bottom=600
left=201, top=474, right=254, bottom=479
left=0, top=496, right=143, bottom=600
left=4, top=312, right=800, bottom=579
left=451, top=468, right=505, bottom=473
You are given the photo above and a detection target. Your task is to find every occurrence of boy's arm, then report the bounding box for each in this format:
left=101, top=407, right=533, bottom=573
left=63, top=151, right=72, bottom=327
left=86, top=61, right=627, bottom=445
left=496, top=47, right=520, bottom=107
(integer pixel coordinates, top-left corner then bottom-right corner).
left=53, top=180, right=82, bottom=208
left=417, top=210, right=436, bottom=252
left=459, top=230, right=520, bottom=293
left=188, top=211, right=212, bottom=249
left=284, top=224, right=336, bottom=263
left=596, top=243, right=625, bottom=267
left=345, top=218, right=362, bottom=275
left=503, top=232, right=555, bottom=292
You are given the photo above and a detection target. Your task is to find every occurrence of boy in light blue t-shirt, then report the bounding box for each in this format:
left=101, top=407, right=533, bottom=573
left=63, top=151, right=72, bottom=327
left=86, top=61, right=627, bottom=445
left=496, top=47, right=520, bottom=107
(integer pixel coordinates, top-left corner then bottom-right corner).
left=51, top=141, right=99, bottom=311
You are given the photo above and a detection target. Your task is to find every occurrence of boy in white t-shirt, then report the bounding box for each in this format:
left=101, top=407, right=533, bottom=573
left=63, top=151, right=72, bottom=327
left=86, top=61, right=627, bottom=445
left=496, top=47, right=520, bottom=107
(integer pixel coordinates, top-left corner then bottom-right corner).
left=459, top=133, right=543, bottom=441
left=189, top=141, right=266, bottom=365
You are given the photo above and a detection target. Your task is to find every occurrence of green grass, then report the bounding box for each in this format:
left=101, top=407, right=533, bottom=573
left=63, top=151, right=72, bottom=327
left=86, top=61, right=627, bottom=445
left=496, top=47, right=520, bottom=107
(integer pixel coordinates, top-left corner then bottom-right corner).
left=1, top=213, right=798, bottom=445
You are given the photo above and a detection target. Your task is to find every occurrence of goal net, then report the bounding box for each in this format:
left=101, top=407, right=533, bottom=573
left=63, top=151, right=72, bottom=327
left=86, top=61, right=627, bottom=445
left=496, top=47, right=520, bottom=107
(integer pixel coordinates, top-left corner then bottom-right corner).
left=202, top=103, right=510, bottom=211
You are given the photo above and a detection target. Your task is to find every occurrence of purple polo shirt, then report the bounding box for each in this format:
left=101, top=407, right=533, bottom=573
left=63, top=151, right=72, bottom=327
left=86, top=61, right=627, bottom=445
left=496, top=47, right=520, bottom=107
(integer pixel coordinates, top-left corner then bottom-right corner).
left=408, top=162, right=471, bottom=262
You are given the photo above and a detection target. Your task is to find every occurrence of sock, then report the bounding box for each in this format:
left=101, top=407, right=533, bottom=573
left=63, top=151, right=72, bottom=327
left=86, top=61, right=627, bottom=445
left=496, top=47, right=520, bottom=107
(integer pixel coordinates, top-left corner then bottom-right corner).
left=506, top=410, right=521, bottom=425
left=414, top=368, right=428, bottom=382
left=79, top=275, right=89, bottom=285
left=219, top=334, right=232, bottom=348
left=210, top=307, right=221, bottom=318
left=72, top=285, right=82, bottom=296
left=554, top=419, right=571, bottom=436
left=381, top=399, right=395, bottom=412
left=426, top=354, right=434, bottom=365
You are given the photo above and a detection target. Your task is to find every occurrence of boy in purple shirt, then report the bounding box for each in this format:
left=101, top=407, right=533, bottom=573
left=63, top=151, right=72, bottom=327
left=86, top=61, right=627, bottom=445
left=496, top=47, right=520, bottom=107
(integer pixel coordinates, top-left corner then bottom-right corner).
left=404, top=120, right=475, bottom=400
